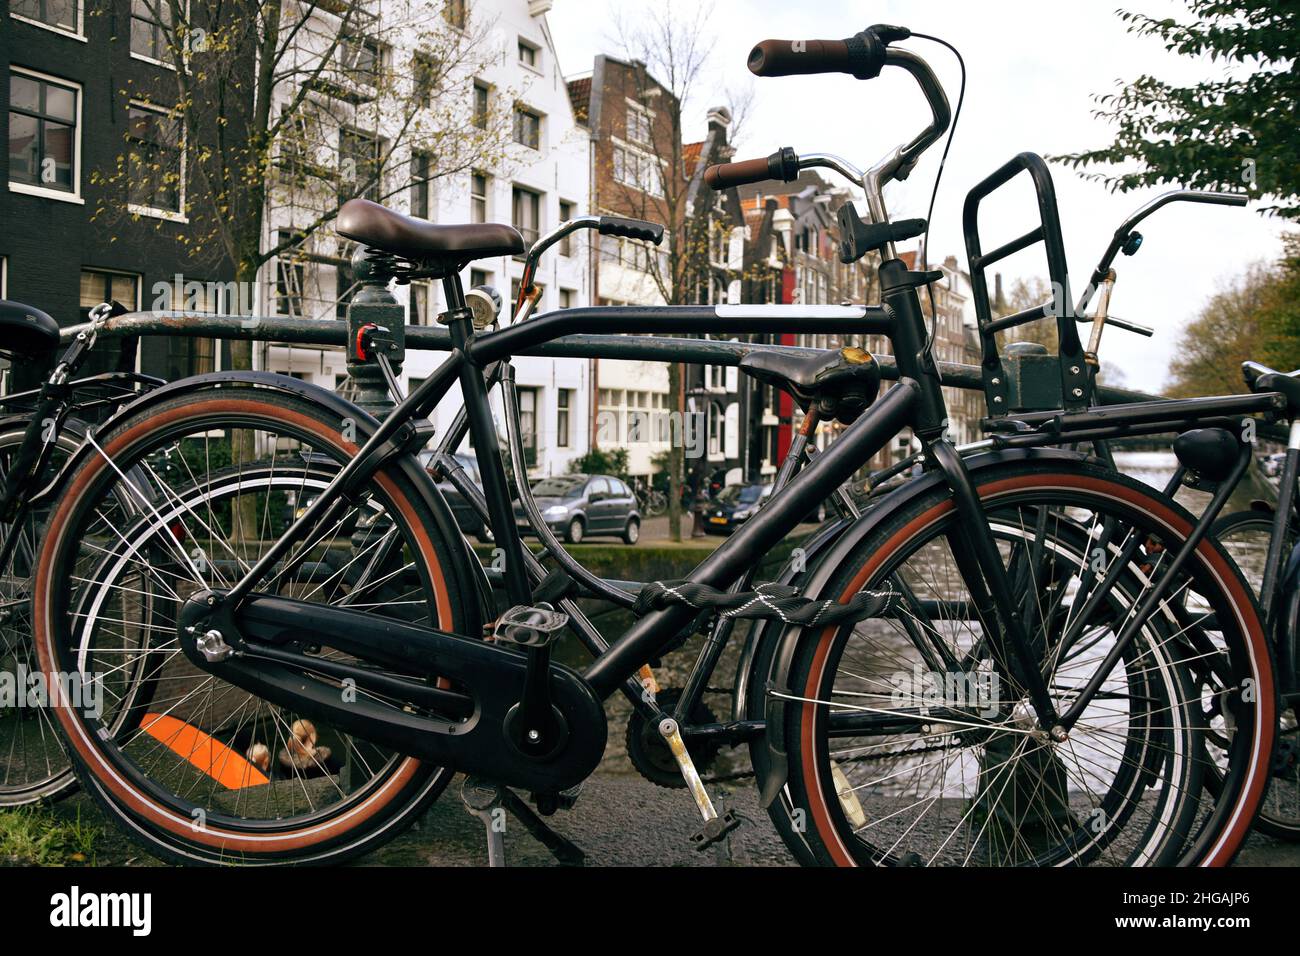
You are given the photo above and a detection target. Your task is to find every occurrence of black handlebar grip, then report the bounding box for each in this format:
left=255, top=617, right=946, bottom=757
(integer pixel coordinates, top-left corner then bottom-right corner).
left=748, top=30, right=891, bottom=80
left=598, top=216, right=665, bottom=246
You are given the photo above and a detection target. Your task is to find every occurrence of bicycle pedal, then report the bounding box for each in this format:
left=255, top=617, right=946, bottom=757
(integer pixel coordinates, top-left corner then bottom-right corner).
left=691, top=808, right=742, bottom=852
left=494, top=604, right=568, bottom=648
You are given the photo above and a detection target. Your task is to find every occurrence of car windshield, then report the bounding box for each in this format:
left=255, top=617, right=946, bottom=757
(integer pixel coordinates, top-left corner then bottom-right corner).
left=718, top=484, right=764, bottom=505
left=531, top=476, right=585, bottom=498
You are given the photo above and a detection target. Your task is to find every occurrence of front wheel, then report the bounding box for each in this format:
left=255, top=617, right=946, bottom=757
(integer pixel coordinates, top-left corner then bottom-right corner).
left=623, top=517, right=640, bottom=545
left=781, top=458, right=1274, bottom=867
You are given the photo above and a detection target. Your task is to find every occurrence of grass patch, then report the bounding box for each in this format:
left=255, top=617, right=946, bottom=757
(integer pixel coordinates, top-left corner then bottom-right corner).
left=0, top=806, right=100, bottom=866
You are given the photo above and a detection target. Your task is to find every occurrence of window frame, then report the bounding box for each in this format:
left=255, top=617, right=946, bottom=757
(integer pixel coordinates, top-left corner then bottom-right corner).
left=470, top=171, right=489, bottom=223
left=7, top=66, right=83, bottom=204
left=556, top=388, right=572, bottom=448
left=512, top=104, right=542, bottom=151
left=10, top=0, right=86, bottom=41
left=517, top=37, right=541, bottom=72
left=511, top=185, right=542, bottom=247
left=129, top=0, right=180, bottom=69
left=410, top=150, right=432, bottom=219
left=442, top=0, right=468, bottom=31
left=472, top=80, right=490, bottom=130
left=125, top=99, right=187, bottom=221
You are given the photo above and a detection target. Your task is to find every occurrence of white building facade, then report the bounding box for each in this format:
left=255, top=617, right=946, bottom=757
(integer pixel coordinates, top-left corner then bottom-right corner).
left=258, top=0, right=592, bottom=478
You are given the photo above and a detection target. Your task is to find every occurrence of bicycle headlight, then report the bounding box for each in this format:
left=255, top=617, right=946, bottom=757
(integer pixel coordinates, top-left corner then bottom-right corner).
left=466, top=285, right=502, bottom=329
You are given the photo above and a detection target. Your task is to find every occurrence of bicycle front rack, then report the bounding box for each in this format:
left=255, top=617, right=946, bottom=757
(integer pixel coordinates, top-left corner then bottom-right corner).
left=963, top=152, right=1089, bottom=416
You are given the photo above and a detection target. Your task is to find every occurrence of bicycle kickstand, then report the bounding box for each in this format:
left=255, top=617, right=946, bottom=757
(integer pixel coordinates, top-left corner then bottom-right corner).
left=459, top=776, right=586, bottom=868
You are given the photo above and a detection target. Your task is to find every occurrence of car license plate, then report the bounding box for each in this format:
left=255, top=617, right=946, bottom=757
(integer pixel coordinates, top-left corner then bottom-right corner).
left=709, top=517, right=727, bottom=524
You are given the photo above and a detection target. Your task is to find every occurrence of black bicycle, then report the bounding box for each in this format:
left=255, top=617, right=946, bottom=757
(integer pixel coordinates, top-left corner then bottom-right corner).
left=30, top=25, right=1277, bottom=866
left=0, top=299, right=162, bottom=806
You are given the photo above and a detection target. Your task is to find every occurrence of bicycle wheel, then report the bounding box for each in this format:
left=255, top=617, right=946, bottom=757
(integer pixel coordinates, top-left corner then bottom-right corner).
left=1209, top=509, right=1300, bottom=839
left=0, top=420, right=85, bottom=805
left=32, top=384, right=480, bottom=865
left=782, top=457, right=1275, bottom=867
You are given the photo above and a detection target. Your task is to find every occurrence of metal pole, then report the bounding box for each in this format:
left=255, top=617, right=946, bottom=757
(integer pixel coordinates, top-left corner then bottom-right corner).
left=344, top=246, right=405, bottom=417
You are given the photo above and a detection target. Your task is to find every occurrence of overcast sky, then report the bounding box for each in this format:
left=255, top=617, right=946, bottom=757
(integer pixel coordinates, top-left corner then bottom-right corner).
left=547, top=0, right=1289, bottom=391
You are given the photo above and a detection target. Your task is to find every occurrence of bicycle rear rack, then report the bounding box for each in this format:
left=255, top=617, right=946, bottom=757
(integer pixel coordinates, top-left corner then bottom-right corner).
left=963, top=152, right=1089, bottom=415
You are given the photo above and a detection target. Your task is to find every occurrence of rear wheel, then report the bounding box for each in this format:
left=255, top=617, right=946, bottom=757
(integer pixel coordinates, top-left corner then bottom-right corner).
left=782, top=459, right=1274, bottom=866
left=32, top=385, right=479, bottom=865
left=1209, top=508, right=1300, bottom=840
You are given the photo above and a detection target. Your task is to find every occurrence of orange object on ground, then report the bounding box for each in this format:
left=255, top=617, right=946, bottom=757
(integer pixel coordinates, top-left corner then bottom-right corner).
left=138, top=713, right=270, bottom=790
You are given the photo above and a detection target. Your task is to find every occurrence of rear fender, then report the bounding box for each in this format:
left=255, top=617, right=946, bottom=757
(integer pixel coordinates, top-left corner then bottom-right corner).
left=751, top=446, right=1081, bottom=806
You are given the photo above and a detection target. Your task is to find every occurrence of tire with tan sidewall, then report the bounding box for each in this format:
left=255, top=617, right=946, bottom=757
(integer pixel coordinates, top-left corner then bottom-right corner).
left=782, top=459, right=1276, bottom=867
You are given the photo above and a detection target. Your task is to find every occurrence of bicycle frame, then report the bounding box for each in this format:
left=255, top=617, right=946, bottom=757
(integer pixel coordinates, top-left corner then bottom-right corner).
left=212, top=251, right=1078, bottom=735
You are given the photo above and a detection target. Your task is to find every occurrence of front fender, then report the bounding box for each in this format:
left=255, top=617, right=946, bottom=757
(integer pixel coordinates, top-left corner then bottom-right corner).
left=752, top=445, right=1084, bottom=806
left=39, top=370, right=483, bottom=638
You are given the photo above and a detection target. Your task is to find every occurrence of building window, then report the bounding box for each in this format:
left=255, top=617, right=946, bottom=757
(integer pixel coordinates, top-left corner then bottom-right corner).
left=410, top=151, right=431, bottom=219
left=159, top=279, right=218, bottom=379
left=613, top=145, right=661, bottom=197
left=470, top=268, right=490, bottom=289
left=409, top=281, right=433, bottom=325
left=626, top=102, right=651, bottom=145
left=79, top=269, right=139, bottom=376
left=12, top=0, right=81, bottom=35
left=470, top=171, right=488, bottom=222
left=8, top=69, right=78, bottom=195
left=511, top=186, right=541, bottom=246
left=442, top=0, right=467, bottom=30
left=274, top=231, right=305, bottom=318
left=556, top=389, right=572, bottom=448
left=341, top=34, right=383, bottom=88
left=518, top=38, right=539, bottom=70
left=126, top=103, right=183, bottom=216
left=412, top=51, right=438, bottom=104
left=513, top=106, right=541, bottom=150
left=472, top=81, right=489, bottom=130
left=559, top=288, right=574, bottom=309
left=339, top=128, right=382, bottom=202
left=130, top=0, right=174, bottom=62
left=518, top=387, right=539, bottom=467
left=558, top=200, right=575, bottom=255
left=335, top=263, right=354, bottom=320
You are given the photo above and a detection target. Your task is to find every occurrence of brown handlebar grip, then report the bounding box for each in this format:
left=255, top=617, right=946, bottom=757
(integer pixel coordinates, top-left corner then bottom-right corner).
left=703, top=156, right=771, bottom=191
left=747, top=38, right=851, bottom=77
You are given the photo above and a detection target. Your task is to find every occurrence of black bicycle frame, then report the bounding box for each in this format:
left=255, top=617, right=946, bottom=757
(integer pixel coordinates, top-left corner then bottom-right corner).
left=218, top=255, right=1069, bottom=728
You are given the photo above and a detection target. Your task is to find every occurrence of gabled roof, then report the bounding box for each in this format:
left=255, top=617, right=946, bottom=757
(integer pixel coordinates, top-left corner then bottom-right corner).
left=566, top=76, right=592, bottom=126
left=682, top=141, right=704, bottom=167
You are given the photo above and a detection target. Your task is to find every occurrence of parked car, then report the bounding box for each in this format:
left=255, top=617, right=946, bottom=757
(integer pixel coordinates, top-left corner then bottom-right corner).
left=421, top=451, right=492, bottom=542
left=514, top=473, right=640, bottom=544
left=703, top=482, right=772, bottom=535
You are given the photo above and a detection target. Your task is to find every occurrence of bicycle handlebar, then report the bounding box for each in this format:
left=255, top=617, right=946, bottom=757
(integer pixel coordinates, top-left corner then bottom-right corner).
left=703, top=147, right=800, bottom=191
left=747, top=24, right=910, bottom=79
